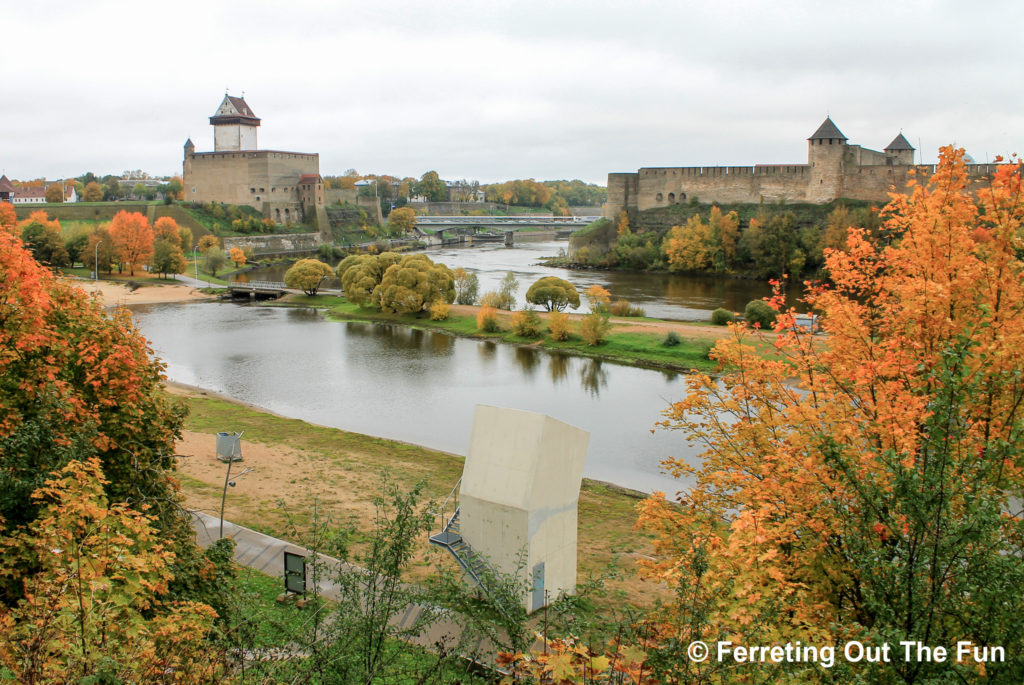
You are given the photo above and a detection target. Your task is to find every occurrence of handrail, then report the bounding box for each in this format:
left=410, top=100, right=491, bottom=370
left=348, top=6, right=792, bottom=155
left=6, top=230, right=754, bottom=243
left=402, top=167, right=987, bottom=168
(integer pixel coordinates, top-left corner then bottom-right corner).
left=435, top=477, right=462, bottom=533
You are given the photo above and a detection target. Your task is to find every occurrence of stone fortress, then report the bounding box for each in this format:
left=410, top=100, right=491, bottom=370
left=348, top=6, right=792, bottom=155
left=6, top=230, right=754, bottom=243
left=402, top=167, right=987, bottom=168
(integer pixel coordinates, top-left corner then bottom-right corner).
left=183, top=94, right=326, bottom=226
left=605, top=117, right=1002, bottom=218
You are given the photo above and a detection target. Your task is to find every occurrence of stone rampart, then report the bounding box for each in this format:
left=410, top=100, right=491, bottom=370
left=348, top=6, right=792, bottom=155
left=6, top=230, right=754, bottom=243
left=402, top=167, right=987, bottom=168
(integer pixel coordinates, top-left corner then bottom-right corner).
left=222, top=232, right=321, bottom=255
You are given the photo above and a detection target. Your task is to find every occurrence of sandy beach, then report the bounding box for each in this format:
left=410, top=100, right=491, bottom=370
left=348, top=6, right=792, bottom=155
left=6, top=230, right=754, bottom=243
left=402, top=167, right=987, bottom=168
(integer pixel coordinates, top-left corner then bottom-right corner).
left=69, top=279, right=216, bottom=307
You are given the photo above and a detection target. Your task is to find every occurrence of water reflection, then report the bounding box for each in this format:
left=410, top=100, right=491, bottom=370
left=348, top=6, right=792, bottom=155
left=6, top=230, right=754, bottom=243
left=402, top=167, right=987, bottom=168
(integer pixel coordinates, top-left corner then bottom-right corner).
left=579, top=359, right=608, bottom=397
left=514, top=347, right=540, bottom=377
left=131, top=301, right=705, bottom=494
left=549, top=353, right=570, bottom=385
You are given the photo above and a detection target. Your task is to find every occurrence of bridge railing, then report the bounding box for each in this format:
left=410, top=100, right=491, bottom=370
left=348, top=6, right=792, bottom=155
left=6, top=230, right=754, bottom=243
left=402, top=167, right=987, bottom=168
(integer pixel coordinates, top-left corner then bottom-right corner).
left=227, top=280, right=287, bottom=290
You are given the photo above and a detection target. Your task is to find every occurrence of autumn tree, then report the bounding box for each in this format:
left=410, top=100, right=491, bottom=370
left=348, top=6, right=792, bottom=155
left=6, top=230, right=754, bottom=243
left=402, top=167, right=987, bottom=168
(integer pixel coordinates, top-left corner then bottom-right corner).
left=153, top=216, right=180, bottom=244
left=374, top=254, right=455, bottom=314
left=662, top=215, right=713, bottom=272
left=18, top=210, right=69, bottom=268
left=616, top=209, right=631, bottom=237
left=339, top=252, right=402, bottom=306
left=108, top=210, right=154, bottom=275
left=388, top=206, right=416, bottom=234
left=83, top=228, right=116, bottom=275
left=228, top=246, right=246, bottom=267
left=44, top=183, right=64, bottom=203
left=197, top=234, right=220, bottom=251
left=82, top=181, right=103, bottom=202
left=636, top=148, right=1024, bottom=682
left=178, top=226, right=193, bottom=252
left=0, top=459, right=223, bottom=682
left=453, top=267, right=480, bottom=305
left=202, top=247, right=226, bottom=276
left=708, top=205, right=739, bottom=269
left=0, top=225, right=227, bottom=615
left=579, top=285, right=611, bottom=345
left=285, top=258, right=335, bottom=295
left=525, top=276, right=580, bottom=312
left=0, top=202, right=15, bottom=232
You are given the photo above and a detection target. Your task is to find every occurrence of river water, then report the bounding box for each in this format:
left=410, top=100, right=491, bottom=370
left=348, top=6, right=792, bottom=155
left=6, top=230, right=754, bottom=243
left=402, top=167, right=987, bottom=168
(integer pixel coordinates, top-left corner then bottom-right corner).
left=137, top=238, right=787, bottom=494
left=134, top=301, right=705, bottom=495
left=235, top=237, right=793, bottom=320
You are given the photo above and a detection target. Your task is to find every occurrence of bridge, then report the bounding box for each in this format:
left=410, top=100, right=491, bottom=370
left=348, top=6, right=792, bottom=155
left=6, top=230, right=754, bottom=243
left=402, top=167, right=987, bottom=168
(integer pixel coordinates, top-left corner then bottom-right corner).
left=415, top=215, right=599, bottom=230
left=227, top=279, right=288, bottom=299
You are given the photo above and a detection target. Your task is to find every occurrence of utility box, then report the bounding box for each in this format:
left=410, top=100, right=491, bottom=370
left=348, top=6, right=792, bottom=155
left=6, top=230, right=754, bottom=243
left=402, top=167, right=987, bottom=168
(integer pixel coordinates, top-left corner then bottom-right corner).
left=459, top=405, right=589, bottom=612
left=216, top=431, right=243, bottom=463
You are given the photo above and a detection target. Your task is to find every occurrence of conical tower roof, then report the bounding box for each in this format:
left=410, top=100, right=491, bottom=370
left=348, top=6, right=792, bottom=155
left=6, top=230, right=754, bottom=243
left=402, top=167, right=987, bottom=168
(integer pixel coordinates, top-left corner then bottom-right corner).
left=0, top=175, right=15, bottom=193
left=885, top=132, right=914, bottom=151
left=808, top=117, right=847, bottom=141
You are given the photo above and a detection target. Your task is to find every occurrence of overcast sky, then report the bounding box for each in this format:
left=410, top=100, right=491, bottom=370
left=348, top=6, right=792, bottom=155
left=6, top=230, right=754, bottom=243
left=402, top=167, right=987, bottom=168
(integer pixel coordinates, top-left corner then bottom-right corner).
left=4, top=0, right=1022, bottom=185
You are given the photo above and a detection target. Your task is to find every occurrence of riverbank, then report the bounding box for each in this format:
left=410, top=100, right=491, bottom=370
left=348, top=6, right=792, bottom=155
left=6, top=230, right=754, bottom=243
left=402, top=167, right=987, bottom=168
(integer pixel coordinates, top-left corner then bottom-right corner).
left=271, top=294, right=763, bottom=373
left=68, top=278, right=216, bottom=307
left=167, top=381, right=669, bottom=609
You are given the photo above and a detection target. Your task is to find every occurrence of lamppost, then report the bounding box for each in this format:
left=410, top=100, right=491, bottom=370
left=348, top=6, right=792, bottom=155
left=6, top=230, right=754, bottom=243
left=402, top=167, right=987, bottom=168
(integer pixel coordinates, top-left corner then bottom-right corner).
left=219, top=460, right=254, bottom=538
left=93, top=239, right=103, bottom=280
left=193, top=245, right=200, bottom=284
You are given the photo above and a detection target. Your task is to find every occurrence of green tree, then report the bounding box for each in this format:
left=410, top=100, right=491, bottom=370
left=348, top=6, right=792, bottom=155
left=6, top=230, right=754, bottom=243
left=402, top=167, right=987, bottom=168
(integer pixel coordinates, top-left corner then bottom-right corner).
left=284, top=258, right=334, bottom=295
left=202, top=247, right=226, bottom=276
left=375, top=254, right=455, bottom=314
left=525, top=276, right=580, bottom=312
left=415, top=170, right=448, bottom=202
left=178, top=226, right=193, bottom=252
left=151, top=238, right=187, bottom=278
left=18, top=210, right=69, bottom=268
left=492, top=271, right=519, bottom=310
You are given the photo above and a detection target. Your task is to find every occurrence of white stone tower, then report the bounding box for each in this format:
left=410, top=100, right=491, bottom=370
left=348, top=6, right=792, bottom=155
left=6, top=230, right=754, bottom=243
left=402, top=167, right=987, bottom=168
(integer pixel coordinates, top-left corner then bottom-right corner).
left=432, top=405, right=590, bottom=613
left=210, top=94, right=260, bottom=151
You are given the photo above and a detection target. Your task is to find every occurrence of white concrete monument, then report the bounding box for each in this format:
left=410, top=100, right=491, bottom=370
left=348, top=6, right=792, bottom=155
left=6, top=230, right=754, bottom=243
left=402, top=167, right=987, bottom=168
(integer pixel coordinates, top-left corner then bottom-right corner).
left=456, top=404, right=590, bottom=612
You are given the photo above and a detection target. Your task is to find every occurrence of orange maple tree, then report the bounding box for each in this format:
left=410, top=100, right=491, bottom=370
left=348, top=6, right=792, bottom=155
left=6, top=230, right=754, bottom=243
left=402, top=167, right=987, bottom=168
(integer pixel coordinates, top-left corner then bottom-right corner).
left=153, top=215, right=181, bottom=245
left=108, top=210, right=154, bottom=275
left=0, top=202, right=17, bottom=232
left=632, top=147, right=1024, bottom=681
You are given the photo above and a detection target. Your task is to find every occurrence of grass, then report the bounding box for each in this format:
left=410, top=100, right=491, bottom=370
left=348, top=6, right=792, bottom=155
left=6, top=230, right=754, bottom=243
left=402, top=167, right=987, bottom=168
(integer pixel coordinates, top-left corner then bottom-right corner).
left=60, top=267, right=184, bottom=285
left=274, top=294, right=720, bottom=372
left=174, top=391, right=667, bottom=610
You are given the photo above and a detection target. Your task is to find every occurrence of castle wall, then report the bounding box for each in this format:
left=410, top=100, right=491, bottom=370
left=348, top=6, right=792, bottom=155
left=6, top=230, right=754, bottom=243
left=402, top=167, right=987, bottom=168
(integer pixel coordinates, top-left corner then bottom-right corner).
left=631, top=165, right=813, bottom=211
left=184, top=150, right=319, bottom=217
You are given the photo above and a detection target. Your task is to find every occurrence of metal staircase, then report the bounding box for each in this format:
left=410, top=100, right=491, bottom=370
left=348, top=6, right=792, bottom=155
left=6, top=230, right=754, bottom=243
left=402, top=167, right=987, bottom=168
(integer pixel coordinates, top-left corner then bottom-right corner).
left=429, top=479, right=517, bottom=615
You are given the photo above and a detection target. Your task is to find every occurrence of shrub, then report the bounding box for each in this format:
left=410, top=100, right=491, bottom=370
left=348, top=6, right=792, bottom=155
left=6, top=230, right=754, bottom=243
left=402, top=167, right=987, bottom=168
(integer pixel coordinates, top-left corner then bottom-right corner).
left=429, top=301, right=450, bottom=321
left=511, top=309, right=542, bottom=338
left=579, top=313, right=611, bottom=346
left=610, top=299, right=645, bottom=317
left=744, top=300, right=778, bottom=329
left=476, top=305, right=500, bottom=333
left=547, top=311, right=572, bottom=341
left=663, top=331, right=681, bottom=347
left=711, top=308, right=735, bottom=326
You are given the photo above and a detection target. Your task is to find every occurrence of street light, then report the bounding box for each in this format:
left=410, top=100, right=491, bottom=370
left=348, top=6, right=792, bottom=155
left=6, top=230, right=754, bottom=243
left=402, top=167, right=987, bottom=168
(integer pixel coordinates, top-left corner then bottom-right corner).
left=219, top=459, right=255, bottom=538
left=93, top=239, right=103, bottom=280
left=193, top=245, right=200, bottom=284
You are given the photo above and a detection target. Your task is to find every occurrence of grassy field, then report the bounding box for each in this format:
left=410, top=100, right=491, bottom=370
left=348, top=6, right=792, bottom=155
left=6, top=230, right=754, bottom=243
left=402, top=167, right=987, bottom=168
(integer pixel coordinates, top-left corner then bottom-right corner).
left=61, top=266, right=184, bottom=285
left=174, top=390, right=669, bottom=612
left=275, top=294, right=723, bottom=373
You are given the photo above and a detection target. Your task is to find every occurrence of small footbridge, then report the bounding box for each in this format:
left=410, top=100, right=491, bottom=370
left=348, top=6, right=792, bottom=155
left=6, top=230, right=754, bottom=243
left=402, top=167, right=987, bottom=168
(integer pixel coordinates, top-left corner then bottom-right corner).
left=227, top=279, right=288, bottom=299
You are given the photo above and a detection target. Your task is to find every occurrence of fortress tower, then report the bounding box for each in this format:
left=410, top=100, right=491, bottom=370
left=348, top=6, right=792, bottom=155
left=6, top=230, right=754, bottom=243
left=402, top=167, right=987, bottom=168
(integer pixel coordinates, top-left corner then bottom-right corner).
left=183, top=94, right=325, bottom=227
left=885, top=133, right=915, bottom=165
left=210, top=94, right=260, bottom=151
left=807, top=117, right=848, bottom=203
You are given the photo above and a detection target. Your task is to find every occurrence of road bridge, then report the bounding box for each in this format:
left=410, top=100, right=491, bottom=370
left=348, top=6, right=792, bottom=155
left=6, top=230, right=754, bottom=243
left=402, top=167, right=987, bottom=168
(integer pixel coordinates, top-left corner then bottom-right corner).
left=414, top=215, right=599, bottom=230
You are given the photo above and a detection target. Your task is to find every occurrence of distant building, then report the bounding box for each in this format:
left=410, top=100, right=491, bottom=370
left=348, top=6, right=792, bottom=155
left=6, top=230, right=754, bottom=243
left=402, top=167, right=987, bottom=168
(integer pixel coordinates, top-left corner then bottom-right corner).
left=0, top=175, right=14, bottom=203
left=11, top=185, right=46, bottom=205
left=183, top=94, right=325, bottom=225
left=605, top=117, right=1002, bottom=218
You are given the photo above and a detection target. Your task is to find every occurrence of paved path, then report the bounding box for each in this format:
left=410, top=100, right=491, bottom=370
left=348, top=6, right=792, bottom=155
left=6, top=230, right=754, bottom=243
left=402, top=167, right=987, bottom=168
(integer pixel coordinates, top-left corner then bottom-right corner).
left=190, top=512, right=499, bottom=662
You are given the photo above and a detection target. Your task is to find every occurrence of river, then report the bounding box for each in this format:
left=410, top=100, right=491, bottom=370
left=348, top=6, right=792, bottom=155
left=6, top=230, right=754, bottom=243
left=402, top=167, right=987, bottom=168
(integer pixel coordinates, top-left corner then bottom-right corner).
left=134, top=301, right=706, bottom=495
left=234, top=236, right=796, bottom=320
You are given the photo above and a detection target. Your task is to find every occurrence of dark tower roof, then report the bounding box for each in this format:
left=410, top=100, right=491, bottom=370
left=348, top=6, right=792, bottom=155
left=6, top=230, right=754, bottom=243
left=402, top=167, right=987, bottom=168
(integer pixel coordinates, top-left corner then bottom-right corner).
left=184, top=138, right=195, bottom=150
left=0, top=175, right=15, bottom=193
left=209, top=95, right=261, bottom=126
left=885, top=132, right=914, bottom=151
left=808, top=117, right=847, bottom=141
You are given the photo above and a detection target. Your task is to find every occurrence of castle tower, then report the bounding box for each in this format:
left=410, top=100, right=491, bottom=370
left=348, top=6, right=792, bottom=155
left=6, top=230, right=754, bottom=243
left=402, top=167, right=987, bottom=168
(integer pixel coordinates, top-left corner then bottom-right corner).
left=884, top=132, right=915, bottom=165
left=209, top=94, right=260, bottom=151
left=807, top=117, right=848, bottom=202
